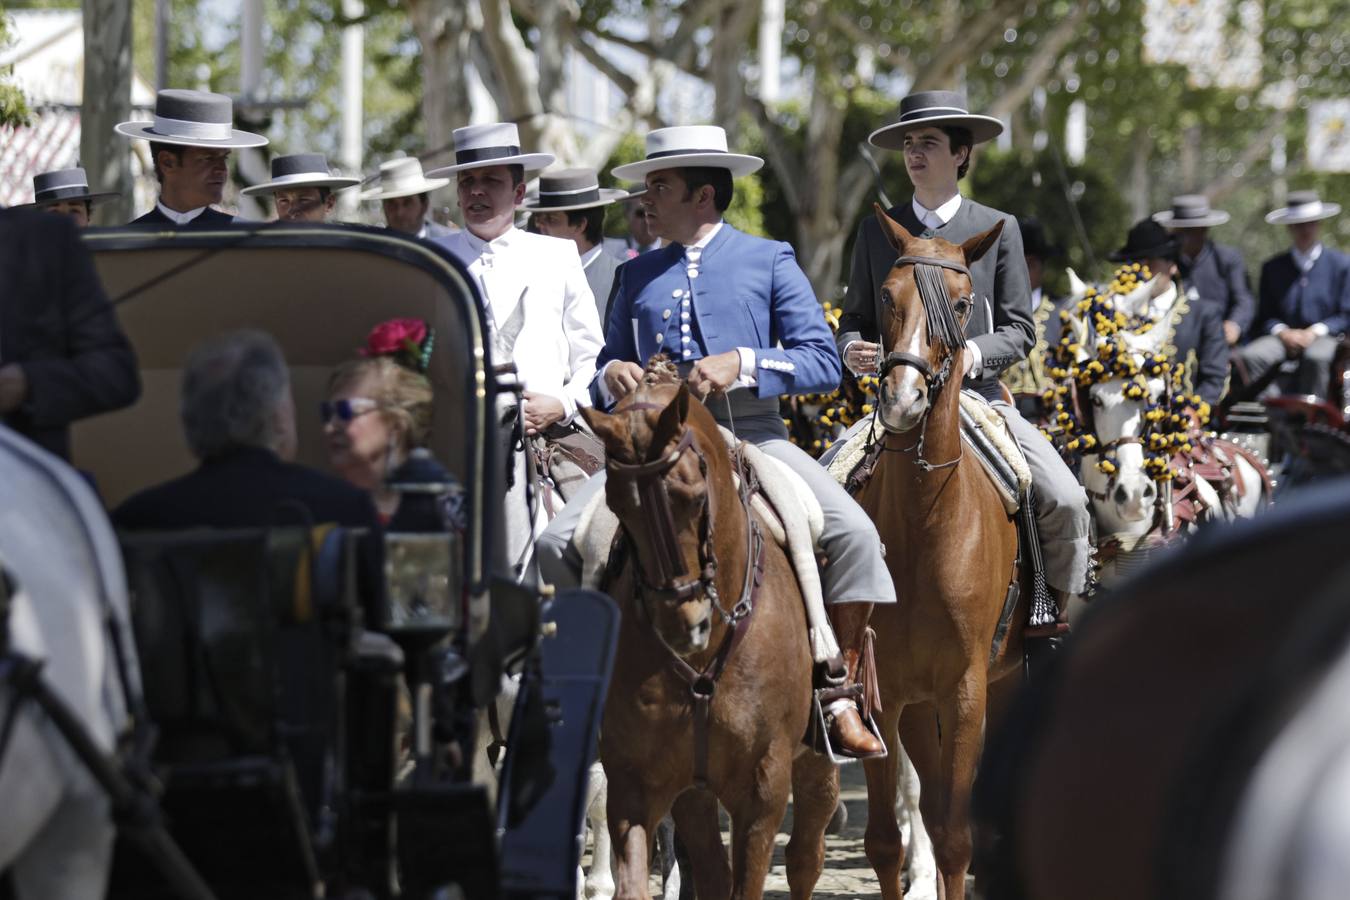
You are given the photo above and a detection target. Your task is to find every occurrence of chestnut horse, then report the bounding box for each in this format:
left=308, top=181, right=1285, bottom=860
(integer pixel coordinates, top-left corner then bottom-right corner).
left=580, top=366, right=838, bottom=900
left=857, top=209, right=1024, bottom=900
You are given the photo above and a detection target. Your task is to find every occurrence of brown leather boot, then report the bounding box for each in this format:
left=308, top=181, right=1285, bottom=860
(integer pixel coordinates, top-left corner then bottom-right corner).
left=826, top=602, right=885, bottom=758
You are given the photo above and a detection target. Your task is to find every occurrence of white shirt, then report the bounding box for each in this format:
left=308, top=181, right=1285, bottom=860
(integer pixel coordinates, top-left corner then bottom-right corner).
left=580, top=242, right=605, bottom=271
left=441, top=225, right=603, bottom=418
left=845, top=193, right=984, bottom=378
left=155, top=201, right=207, bottom=225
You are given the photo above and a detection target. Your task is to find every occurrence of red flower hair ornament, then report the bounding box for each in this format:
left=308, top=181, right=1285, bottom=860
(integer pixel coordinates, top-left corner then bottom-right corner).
left=360, top=318, right=435, bottom=373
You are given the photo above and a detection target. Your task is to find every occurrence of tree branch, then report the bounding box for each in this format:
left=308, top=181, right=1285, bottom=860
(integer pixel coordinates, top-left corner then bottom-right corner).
left=986, top=4, right=1090, bottom=121
left=1204, top=109, right=1290, bottom=205
left=913, top=0, right=1022, bottom=92
left=745, top=93, right=804, bottom=214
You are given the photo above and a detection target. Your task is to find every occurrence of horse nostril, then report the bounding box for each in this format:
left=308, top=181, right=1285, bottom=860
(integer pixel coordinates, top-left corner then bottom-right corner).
left=1115, top=484, right=1128, bottom=504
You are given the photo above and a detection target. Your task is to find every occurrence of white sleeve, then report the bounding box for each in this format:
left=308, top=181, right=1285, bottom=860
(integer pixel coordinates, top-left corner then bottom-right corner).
left=558, top=249, right=604, bottom=418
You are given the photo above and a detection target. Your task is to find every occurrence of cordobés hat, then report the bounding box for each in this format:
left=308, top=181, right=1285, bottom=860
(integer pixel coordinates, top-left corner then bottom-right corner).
left=521, top=169, right=628, bottom=213
left=1265, top=190, right=1341, bottom=226
left=25, top=168, right=119, bottom=206
left=425, top=123, right=555, bottom=177
left=610, top=126, right=764, bottom=182
left=114, top=89, right=268, bottom=148
left=241, top=153, right=361, bottom=197
left=1153, top=194, right=1230, bottom=229
left=359, top=157, right=450, bottom=202
left=1109, top=218, right=1179, bottom=262
left=869, top=91, right=1004, bottom=150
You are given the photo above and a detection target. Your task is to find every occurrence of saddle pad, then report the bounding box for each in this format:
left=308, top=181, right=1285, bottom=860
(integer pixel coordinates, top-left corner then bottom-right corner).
left=825, top=395, right=1031, bottom=516
left=572, top=431, right=839, bottom=665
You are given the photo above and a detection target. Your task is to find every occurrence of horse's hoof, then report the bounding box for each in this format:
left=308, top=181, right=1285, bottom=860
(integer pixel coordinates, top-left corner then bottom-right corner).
left=825, top=798, right=848, bottom=835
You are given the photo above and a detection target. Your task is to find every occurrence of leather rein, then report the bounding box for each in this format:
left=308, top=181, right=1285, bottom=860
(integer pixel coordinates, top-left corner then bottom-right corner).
left=871, top=254, right=974, bottom=472
left=605, top=401, right=766, bottom=788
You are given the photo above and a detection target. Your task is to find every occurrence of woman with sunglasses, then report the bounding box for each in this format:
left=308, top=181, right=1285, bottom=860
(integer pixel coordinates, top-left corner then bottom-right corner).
left=324, top=319, right=434, bottom=522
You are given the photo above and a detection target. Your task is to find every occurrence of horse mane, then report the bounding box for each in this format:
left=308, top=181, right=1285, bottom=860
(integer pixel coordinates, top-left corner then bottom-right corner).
left=642, top=354, right=681, bottom=386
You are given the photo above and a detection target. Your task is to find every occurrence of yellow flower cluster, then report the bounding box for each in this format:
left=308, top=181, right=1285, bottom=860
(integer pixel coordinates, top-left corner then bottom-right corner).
left=784, top=301, right=878, bottom=457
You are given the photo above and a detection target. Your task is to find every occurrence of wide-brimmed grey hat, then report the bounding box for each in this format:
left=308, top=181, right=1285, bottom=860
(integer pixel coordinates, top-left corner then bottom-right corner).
left=1153, top=194, right=1230, bottom=229
left=610, top=125, right=763, bottom=182
left=868, top=90, right=1004, bottom=150
left=521, top=168, right=628, bottom=212
left=114, top=89, right=268, bottom=148
left=425, top=123, right=555, bottom=177
left=23, top=168, right=119, bottom=206
left=359, top=157, right=450, bottom=201
left=241, top=153, right=361, bottom=197
left=1266, top=190, right=1342, bottom=226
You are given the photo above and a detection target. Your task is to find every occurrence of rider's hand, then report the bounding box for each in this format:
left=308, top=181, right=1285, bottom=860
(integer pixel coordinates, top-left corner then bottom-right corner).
left=844, top=341, right=881, bottom=375
left=687, top=350, right=742, bottom=400
left=1223, top=320, right=1241, bottom=346
left=0, top=364, right=28, bottom=414
left=523, top=391, right=566, bottom=436
left=604, top=361, right=645, bottom=402
left=1278, top=328, right=1313, bottom=355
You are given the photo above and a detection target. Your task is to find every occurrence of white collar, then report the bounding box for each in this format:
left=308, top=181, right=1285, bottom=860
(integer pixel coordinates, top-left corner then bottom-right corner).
left=1031, top=286, right=1043, bottom=306
left=463, top=224, right=517, bottom=256
left=685, top=220, right=725, bottom=254
left=156, top=200, right=207, bottom=225
left=1292, top=243, right=1324, bottom=271
left=912, top=193, right=962, bottom=227
left=416, top=223, right=428, bottom=240
left=580, top=242, right=605, bottom=269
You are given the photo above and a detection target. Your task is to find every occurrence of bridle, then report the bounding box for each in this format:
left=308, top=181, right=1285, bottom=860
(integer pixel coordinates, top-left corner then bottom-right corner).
left=603, top=402, right=759, bottom=628
left=872, top=254, right=974, bottom=472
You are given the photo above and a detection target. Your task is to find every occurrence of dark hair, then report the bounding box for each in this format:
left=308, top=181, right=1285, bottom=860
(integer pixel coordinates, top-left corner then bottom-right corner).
left=149, top=141, right=185, bottom=184
left=940, top=126, right=975, bottom=180
left=508, top=164, right=524, bottom=187
left=567, top=206, right=606, bottom=245
left=678, top=167, right=734, bottom=212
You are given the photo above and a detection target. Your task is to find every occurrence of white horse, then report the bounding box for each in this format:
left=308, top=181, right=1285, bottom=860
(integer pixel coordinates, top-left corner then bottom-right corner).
left=0, top=426, right=141, bottom=898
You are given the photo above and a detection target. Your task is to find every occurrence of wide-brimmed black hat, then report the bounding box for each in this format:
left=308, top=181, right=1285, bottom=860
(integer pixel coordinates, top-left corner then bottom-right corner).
left=241, top=153, right=361, bottom=197
left=1020, top=216, right=1061, bottom=260
left=24, top=168, right=119, bottom=206
left=1153, top=194, right=1230, bottom=229
left=1109, top=218, right=1179, bottom=262
left=520, top=168, right=628, bottom=212
left=114, top=89, right=267, bottom=148
left=868, top=90, right=1004, bottom=151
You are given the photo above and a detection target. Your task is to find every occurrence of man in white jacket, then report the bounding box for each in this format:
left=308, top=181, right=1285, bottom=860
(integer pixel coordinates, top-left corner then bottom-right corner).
left=430, top=124, right=604, bottom=579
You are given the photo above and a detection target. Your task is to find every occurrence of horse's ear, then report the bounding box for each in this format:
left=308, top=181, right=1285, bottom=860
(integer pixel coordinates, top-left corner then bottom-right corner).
left=1066, top=267, right=1088, bottom=299
left=960, top=220, right=1005, bottom=265
left=580, top=405, right=627, bottom=454
left=652, top=383, right=691, bottom=449
left=874, top=203, right=916, bottom=253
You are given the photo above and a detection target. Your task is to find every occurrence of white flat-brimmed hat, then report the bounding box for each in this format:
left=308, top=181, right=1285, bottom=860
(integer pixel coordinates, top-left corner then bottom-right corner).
left=521, top=168, right=628, bottom=213
left=425, top=123, right=555, bottom=177
left=359, top=158, right=450, bottom=201
left=1153, top=194, right=1230, bottom=229
left=241, top=153, right=361, bottom=197
left=868, top=90, right=1004, bottom=150
left=610, top=126, right=763, bottom=182
left=23, top=168, right=119, bottom=206
left=114, top=89, right=268, bottom=148
left=1266, top=190, right=1341, bottom=225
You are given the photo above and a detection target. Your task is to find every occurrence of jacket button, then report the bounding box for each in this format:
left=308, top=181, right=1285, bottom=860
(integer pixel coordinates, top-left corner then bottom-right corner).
left=662, top=309, right=671, bottom=319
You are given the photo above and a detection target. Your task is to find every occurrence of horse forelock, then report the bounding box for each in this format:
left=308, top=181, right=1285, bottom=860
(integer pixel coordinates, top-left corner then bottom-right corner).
left=883, top=239, right=970, bottom=355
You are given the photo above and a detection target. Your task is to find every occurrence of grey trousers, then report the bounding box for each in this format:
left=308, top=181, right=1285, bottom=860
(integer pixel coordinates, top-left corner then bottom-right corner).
left=535, top=435, right=897, bottom=606
left=1236, top=333, right=1340, bottom=399
left=820, top=400, right=1092, bottom=594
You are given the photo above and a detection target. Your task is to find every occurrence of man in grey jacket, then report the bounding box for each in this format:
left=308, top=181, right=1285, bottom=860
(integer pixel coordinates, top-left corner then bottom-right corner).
left=1155, top=195, right=1254, bottom=345
left=833, top=90, right=1090, bottom=616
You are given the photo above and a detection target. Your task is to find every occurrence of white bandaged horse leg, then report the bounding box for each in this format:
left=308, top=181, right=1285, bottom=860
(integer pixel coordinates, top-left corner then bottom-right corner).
left=582, top=760, right=615, bottom=900
left=897, top=745, right=937, bottom=900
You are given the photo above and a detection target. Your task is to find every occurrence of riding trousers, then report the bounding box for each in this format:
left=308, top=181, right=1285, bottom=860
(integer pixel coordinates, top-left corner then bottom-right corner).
left=535, top=392, right=896, bottom=607
left=820, top=399, right=1092, bottom=595
left=1235, top=333, right=1340, bottom=400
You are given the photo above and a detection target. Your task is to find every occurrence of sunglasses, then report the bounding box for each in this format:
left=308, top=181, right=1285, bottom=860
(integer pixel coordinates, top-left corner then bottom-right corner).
left=320, top=397, right=383, bottom=423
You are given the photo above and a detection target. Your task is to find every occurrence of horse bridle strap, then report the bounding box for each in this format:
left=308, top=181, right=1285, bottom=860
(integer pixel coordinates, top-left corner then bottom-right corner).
left=606, top=428, right=701, bottom=591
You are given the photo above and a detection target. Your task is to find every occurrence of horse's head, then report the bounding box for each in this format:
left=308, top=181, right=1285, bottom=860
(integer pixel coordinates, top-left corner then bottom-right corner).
left=871, top=205, right=1003, bottom=433
left=1084, top=374, right=1167, bottom=527
left=581, top=362, right=730, bottom=655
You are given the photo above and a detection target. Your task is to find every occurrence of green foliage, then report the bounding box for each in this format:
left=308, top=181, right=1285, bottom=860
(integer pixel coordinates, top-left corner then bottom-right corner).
left=0, top=14, right=32, bottom=129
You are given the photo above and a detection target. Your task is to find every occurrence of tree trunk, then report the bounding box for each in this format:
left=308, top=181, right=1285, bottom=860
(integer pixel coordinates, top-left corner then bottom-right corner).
left=404, top=0, right=472, bottom=220
left=82, top=0, right=133, bottom=225
left=710, top=0, right=759, bottom=129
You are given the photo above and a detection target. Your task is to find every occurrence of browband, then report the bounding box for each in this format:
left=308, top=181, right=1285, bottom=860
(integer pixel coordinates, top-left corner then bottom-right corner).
left=893, top=255, right=971, bottom=277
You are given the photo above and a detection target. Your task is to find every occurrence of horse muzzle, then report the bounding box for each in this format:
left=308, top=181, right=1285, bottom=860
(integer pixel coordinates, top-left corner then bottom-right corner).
left=878, top=378, right=929, bottom=433
left=649, top=595, right=713, bottom=655
left=1111, top=472, right=1157, bottom=523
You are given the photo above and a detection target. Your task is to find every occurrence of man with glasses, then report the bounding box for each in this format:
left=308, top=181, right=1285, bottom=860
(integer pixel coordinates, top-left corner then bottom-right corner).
left=113, top=330, right=377, bottom=530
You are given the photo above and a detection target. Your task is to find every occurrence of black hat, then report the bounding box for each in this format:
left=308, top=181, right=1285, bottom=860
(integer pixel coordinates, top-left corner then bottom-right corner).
left=1019, top=216, right=1061, bottom=260
left=520, top=168, right=629, bottom=212
left=868, top=91, right=1005, bottom=151
left=240, top=153, right=361, bottom=196
left=1109, top=218, right=1179, bottom=262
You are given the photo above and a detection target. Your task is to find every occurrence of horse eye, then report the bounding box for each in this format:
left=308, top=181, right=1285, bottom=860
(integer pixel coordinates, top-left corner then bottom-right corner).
left=954, top=298, right=971, bottom=316
left=1091, top=395, right=1104, bottom=408
left=881, top=289, right=894, bottom=307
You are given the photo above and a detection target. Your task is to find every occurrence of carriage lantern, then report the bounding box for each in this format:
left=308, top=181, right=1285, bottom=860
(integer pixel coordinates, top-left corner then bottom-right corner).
left=383, top=448, right=465, bottom=645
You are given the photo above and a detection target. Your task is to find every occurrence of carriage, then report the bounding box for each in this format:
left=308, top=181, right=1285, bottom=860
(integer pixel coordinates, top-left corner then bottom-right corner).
left=0, top=223, right=618, bottom=899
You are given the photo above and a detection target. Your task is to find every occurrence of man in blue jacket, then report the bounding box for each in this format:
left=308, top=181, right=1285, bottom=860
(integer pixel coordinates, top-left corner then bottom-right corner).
left=1235, top=191, right=1350, bottom=399
left=536, top=126, right=893, bottom=758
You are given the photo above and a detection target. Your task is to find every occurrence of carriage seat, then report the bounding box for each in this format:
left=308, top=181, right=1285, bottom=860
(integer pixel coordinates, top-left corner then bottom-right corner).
left=110, top=526, right=375, bottom=899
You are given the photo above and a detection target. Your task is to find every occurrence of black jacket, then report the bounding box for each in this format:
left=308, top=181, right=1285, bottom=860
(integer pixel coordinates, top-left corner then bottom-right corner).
left=112, top=446, right=379, bottom=531
left=128, top=206, right=236, bottom=228
left=840, top=198, right=1036, bottom=402
left=0, top=209, right=140, bottom=459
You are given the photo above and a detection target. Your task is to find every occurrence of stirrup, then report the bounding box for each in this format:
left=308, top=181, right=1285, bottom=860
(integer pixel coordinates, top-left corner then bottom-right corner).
left=803, top=684, right=887, bottom=764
